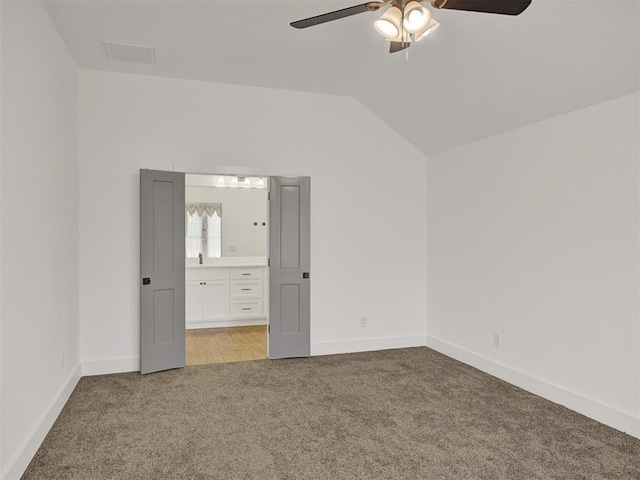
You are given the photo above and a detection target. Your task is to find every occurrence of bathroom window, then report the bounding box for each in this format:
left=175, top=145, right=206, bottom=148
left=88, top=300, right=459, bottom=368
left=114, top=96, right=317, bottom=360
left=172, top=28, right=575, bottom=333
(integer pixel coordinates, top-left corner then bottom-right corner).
left=185, top=203, right=222, bottom=258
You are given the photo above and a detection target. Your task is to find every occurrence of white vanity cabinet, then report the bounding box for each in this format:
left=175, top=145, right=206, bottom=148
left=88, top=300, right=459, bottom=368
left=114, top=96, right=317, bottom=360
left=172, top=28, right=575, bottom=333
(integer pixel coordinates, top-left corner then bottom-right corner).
left=186, top=268, right=230, bottom=324
left=230, top=268, right=264, bottom=319
left=186, top=280, right=230, bottom=322
left=185, top=264, right=267, bottom=329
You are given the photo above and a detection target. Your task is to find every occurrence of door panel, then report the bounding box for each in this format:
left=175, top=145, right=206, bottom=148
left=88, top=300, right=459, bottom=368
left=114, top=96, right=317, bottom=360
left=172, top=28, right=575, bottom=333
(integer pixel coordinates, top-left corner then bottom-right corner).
left=280, top=185, right=301, bottom=269
left=280, top=284, right=301, bottom=334
left=140, top=169, right=185, bottom=374
left=152, top=180, right=175, bottom=272
left=269, top=176, right=310, bottom=359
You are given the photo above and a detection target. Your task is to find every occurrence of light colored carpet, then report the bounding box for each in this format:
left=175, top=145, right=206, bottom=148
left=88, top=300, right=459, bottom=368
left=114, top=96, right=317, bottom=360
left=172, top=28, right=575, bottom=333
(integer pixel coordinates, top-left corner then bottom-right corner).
left=22, top=347, right=640, bottom=479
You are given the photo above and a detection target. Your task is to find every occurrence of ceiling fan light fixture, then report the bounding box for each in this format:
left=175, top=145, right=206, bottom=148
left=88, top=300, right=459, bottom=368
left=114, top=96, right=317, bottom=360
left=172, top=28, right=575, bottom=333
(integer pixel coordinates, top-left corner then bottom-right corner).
left=374, top=6, right=402, bottom=40
left=402, top=1, right=431, bottom=34
left=290, top=0, right=532, bottom=54
left=416, top=17, right=440, bottom=41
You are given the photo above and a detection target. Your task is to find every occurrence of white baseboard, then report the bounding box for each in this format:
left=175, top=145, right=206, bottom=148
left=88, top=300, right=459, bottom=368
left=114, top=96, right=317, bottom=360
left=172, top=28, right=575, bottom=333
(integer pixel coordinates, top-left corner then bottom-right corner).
left=2, top=364, right=82, bottom=480
left=426, top=335, right=640, bottom=439
left=81, top=357, right=139, bottom=376
left=186, top=318, right=267, bottom=329
left=311, top=334, right=427, bottom=356
left=81, top=334, right=425, bottom=374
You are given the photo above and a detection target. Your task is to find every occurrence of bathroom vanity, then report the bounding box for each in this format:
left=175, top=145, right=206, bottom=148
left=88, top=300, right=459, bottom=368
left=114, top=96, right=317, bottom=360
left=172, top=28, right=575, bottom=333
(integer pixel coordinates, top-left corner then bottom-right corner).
left=185, top=258, right=268, bottom=329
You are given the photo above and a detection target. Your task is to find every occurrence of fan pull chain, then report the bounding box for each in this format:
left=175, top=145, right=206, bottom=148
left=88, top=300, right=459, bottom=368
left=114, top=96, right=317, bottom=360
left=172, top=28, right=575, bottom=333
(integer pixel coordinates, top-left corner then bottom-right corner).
left=406, top=33, right=416, bottom=62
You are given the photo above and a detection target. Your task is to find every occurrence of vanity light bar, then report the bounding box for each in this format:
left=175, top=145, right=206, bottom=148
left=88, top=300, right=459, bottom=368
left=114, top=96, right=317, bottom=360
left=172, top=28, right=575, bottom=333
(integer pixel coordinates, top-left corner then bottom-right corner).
left=211, top=175, right=267, bottom=189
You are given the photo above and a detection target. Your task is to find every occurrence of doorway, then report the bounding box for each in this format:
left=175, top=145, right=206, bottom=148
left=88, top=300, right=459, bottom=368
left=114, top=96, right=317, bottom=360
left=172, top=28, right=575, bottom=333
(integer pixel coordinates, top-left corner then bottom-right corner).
left=184, top=173, right=269, bottom=366
left=139, top=169, right=311, bottom=374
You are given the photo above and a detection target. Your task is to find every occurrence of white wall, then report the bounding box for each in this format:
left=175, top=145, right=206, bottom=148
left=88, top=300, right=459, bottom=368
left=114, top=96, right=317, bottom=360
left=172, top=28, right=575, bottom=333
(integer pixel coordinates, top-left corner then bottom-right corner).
left=0, top=1, right=80, bottom=478
left=185, top=185, right=268, bottom=258
left=427, top=93, right=640, bottom=437
left=78, top=70, right=428, bottom=371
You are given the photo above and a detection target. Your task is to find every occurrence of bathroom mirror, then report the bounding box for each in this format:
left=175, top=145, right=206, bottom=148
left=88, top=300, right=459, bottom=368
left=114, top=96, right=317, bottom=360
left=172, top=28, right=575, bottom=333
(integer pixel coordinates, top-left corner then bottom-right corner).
left=185, top=174, right=268, bottom=258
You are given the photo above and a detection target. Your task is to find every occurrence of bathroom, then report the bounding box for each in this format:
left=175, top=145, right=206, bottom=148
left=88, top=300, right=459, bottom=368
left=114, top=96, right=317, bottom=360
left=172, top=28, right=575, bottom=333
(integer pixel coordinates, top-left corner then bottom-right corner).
left=184, top=173, right=268, bottom=365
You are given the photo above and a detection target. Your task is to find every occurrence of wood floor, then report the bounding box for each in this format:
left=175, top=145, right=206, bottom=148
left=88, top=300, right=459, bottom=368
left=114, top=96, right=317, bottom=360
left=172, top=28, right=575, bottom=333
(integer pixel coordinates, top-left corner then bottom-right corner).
left=186, top=325, right=267, bottom=366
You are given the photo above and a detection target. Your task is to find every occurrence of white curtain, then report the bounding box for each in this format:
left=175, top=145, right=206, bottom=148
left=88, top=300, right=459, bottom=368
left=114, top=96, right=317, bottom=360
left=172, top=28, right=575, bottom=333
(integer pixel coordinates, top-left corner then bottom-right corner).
left=186, top=212, right=203, bottom=258
left=185, top=204, right=222, bottom=258
left=207, top=211, right=222, bottom=258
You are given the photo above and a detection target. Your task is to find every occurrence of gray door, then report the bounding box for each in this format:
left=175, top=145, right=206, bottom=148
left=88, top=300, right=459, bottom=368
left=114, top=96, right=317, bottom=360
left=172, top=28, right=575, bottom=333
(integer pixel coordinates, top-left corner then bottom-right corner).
left=269, top=176, right=311, bottom=359
left=140, top=169, right=186, bottom=374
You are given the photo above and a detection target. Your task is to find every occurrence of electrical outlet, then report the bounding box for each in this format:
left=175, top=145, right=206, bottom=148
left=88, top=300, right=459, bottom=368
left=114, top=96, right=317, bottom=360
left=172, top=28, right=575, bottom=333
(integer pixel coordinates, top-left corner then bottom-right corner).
left=360, top=317, right=367, bottom=328
left=494, top=333, right=501, bottom=347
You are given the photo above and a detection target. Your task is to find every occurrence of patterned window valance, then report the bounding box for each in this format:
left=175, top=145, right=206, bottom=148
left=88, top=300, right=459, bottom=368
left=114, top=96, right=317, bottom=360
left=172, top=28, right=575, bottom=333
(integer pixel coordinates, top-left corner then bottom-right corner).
left=186, top=203, right=222, bottom=217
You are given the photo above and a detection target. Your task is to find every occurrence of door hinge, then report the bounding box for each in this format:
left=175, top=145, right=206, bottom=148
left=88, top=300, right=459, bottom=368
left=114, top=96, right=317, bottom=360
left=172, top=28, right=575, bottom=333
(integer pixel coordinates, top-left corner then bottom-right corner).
left=268, top=324, right=270, bottom=333
left=268, top=192, right=270, bottom=201
left=268, top=258, right=270, bottom=267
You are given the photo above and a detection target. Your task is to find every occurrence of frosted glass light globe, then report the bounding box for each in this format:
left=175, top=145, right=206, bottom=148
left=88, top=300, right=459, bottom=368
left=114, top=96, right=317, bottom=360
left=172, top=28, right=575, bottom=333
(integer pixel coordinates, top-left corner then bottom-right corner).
left=403, top=2, right=431, bottom=34
left=374, top=6, right=402, bottom=40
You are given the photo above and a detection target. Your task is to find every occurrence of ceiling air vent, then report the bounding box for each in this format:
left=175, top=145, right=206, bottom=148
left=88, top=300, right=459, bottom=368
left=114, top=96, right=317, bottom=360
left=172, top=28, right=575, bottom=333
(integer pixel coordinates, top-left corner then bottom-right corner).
left=102, top=41, right=156, bottom=65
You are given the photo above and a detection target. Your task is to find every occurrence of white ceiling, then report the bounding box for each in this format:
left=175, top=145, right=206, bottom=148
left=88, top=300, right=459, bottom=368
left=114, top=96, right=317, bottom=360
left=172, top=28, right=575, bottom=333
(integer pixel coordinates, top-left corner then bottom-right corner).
left=44, top=0, right=639, bottom=154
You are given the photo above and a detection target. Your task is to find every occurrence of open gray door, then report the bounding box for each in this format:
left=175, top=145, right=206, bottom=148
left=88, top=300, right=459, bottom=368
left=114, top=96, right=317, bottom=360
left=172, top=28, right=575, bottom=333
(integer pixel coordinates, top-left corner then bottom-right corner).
left=140, top=169, right=185, bottom=374
left=269, top=176, right=311, bottom=359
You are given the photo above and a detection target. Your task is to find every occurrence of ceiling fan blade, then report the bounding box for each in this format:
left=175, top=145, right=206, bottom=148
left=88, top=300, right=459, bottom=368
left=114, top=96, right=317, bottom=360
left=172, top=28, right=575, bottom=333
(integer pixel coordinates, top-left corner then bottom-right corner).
left=389, top=41, right=411, bottom=54
left=431, top=0, right=532, bottom=15
left=290, top=2, right=382, bottom=29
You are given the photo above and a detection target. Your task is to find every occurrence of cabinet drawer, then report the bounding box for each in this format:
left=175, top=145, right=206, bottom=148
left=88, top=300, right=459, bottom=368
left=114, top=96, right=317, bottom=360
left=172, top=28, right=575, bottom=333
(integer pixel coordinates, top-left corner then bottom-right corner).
left=230, top=268, right=264, bottom=280
left=231, top=300, right=263, bottom=318
left=186, top=267, right=229, bottom=282
left=231, top=280, right=262, bottom=299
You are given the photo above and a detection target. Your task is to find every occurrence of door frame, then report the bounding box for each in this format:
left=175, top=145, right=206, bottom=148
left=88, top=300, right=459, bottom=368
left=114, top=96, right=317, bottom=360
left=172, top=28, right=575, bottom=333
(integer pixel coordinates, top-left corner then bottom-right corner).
left=175, top=164, right=311, bottom=359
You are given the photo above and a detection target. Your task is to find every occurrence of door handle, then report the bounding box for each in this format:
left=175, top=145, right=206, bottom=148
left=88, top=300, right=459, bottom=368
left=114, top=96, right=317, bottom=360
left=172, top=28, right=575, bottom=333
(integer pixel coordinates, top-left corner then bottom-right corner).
left=142, top=278, right=151, bottom=285
left=303, top=272, right=310, bottom=279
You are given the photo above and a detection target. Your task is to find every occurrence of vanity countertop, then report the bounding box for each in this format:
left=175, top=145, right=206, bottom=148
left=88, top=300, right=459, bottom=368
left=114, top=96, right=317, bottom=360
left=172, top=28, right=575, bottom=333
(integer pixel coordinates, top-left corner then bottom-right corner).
left=186, top=257, right=267, bottom=269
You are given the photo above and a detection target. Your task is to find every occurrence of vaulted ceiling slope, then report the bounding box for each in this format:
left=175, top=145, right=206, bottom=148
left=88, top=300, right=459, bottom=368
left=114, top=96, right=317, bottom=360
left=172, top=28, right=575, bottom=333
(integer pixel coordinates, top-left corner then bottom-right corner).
left=44, top=0, right=639, bottom=154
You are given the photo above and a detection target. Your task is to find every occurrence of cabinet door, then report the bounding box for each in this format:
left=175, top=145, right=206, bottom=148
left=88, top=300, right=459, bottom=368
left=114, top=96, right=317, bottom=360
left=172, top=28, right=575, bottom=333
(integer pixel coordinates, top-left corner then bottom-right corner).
left=186, top=281, right=204, bottom=323
left=203, top=281, right=229, bottom=321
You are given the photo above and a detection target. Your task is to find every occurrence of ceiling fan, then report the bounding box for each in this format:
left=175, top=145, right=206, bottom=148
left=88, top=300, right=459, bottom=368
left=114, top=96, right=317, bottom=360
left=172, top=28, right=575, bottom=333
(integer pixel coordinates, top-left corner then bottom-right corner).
left=291, top=0, right=532, bottom=53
